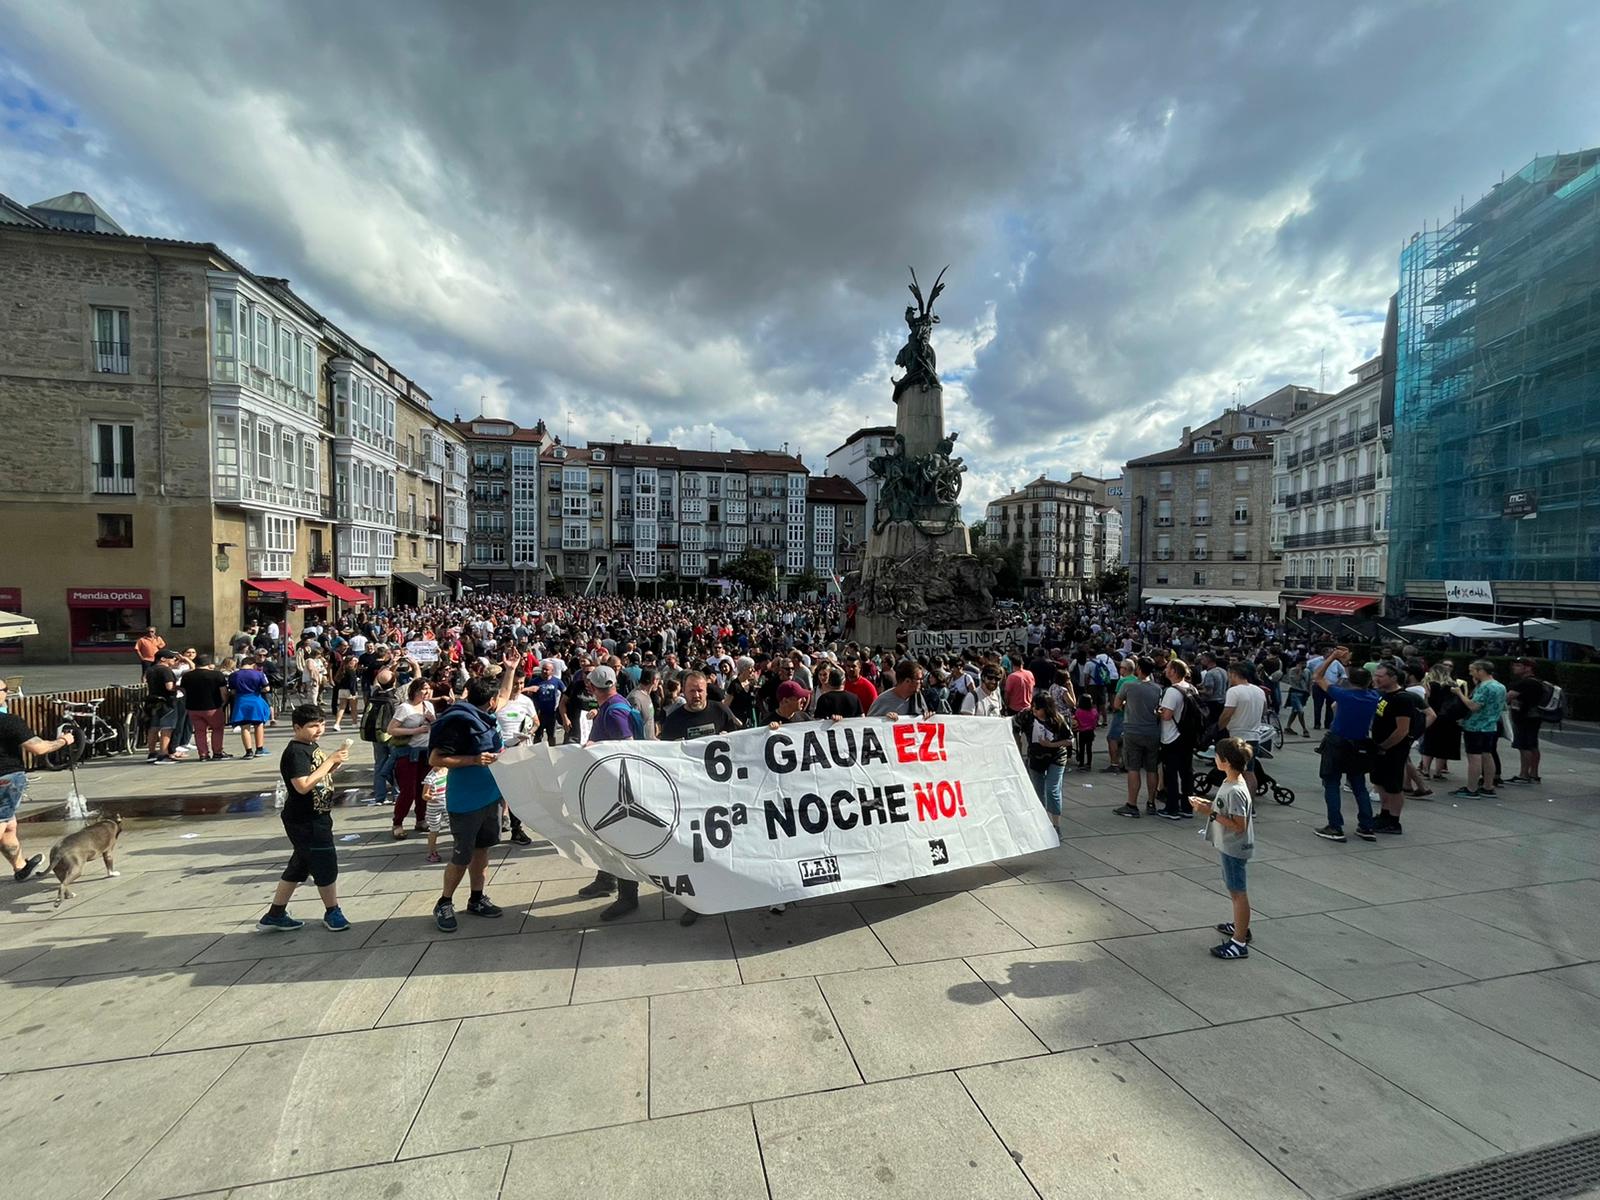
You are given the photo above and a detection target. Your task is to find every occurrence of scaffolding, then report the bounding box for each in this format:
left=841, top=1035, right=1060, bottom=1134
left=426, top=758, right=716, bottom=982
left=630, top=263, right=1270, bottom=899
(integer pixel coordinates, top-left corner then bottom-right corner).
left=1390, top=149, right=1600, bottom=596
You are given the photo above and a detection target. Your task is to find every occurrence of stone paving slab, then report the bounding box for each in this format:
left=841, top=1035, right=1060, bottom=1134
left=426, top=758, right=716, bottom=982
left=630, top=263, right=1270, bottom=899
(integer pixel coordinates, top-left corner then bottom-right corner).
left=961, top=1043, right=1303, bottom=1199
left=818, top=957, right=1046, bottom=1081
left=197, top=1146, right=512, bottom=1199
left=1249, top=912, right=1471, bottom=1000
left=854, top=891, right=1032, bottom=964
left=112, top=1023, right=457, bottom=1199
left=1077, top=868, right=1236, bottom=930
left=1175, top=859, right=1368, bottom=915
left=649, top=976, right=860, bottom=1114
left=377, top=927, right=581, bottom=1024
left=0, top=961, right=251, bottom=1070
left=401, top=1000, right=648, bottom=1155
left=754, top=1072, right=1037, bottom=1200
left=1100, top=927, right=1347, bottom=1019
left=570, top=915, right=740, bottom=1003
left=965, top=941, right=1205, bottom=1051
left=163, top=943, right=426, bottom=1051
left=502, top=1106, right=770, bottom=1200
left=1287, top=993, right=1600, bottom=1151
left=971, top=879, right=1153, bottom=945
left=725, top=900, right=895, bottom=982
left=1435, top=878, right=1600, bottom=959
left=1138, top=1017, right=1498, bottom=1199
left=1330, top=898, right=1582, bottom=978
left=0, top=1047, right=243, bottom=1200
left=1424, top=973, right=1600, bottom=1081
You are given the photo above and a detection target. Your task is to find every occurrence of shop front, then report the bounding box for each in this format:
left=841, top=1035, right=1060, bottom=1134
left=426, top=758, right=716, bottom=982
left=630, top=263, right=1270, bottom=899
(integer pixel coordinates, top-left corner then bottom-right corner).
left=67, top=586, right=153, bottom=658
left=394, top=571, right=450, bottom=606
left=242, top=579, right=326, bottom=639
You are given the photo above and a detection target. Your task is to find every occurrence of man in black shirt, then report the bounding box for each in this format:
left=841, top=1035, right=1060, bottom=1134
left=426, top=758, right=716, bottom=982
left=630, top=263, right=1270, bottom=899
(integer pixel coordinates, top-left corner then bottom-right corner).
left=259, top=705, right=352, bottom=932
left=813, top=666, right=863, bottom=720
left=144, top=650, right=181, bottom=764
left=0, top=682, right=74, bottom=882
left=1506, top=658, right=1548, bottom=784
left=659, top=670, right=742, bottom=926
left=1369, top=663, right=1422, bottom=836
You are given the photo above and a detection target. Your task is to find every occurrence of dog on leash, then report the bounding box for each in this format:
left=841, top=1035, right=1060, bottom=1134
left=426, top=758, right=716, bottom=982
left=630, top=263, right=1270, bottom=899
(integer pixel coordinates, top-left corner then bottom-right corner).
left=47, top=814, right=123, bottom=906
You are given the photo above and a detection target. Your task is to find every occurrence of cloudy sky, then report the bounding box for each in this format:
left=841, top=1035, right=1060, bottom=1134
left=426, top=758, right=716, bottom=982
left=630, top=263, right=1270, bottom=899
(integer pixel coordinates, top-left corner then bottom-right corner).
left=4, top=1, right=1598, bottom=513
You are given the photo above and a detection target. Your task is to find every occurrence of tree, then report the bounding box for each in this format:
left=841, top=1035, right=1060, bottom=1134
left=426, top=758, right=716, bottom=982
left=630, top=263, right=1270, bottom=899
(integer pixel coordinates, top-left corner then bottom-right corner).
left=968, top=519, right=987, bottom=540
left=1094, top=565, right=1129, bottom=600
left=790, top=568, right=825, bottom=597
left=725, top=549, right=777, bottom=595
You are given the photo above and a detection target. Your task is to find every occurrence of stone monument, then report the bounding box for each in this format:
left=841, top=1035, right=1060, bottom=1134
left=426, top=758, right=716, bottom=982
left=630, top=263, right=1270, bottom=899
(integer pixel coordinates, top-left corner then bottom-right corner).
left=850, top=268, right=995, bottom=649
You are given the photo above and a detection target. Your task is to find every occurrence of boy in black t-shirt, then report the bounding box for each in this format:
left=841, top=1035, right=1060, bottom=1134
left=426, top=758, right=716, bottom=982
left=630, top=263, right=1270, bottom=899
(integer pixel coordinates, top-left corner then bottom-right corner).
left=259, top=705, right=352, bottom=932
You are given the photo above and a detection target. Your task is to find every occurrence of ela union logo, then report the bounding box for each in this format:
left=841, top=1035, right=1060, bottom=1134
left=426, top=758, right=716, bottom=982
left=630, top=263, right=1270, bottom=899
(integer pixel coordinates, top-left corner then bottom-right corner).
left=578, top=756, right=680, bottom=859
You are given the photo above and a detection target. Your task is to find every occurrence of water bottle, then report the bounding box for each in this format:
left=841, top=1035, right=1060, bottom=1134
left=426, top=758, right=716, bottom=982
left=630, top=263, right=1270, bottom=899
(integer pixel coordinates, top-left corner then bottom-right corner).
left=273, top=778, right=288, bottom=810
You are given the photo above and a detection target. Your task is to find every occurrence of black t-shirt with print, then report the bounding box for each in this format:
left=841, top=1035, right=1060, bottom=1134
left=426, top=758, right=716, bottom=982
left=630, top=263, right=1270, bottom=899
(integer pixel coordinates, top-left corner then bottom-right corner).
left=1370, top=689, right=1422, bottom=747
left=659, top=703, right=739, bottom=742
left=280, top=738, right=335, bottom=821
left=0, top=712, right=35, bottom=775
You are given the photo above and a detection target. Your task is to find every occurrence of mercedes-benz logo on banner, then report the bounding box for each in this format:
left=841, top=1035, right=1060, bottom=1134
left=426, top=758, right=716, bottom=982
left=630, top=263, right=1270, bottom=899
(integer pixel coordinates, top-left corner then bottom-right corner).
left=578, top=755, right=680, bottom=859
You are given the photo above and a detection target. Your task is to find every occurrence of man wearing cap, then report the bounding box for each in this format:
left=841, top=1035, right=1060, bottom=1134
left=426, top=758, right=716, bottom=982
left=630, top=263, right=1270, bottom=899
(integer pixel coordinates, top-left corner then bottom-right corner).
left=574, top=664, right=644, bottom=920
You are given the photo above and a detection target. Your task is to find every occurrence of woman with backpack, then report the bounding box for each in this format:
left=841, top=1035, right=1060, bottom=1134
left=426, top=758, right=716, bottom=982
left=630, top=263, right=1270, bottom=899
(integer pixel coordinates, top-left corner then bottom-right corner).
left=1157, top=659, right=1201, bottom=818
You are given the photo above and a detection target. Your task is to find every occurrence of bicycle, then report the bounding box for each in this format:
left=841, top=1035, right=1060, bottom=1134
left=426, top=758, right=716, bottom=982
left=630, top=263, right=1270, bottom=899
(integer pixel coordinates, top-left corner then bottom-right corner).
left=43, top=697, right=137, bottom=770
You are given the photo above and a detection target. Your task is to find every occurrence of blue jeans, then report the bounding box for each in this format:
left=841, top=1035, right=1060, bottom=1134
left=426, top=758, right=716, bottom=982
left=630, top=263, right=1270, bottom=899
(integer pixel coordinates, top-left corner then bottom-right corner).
left=1031, top=763, right=1065, bottom=816
left=372, top=740, right=397, bottom=804
left=1322, top=771, right=1374, bottom=832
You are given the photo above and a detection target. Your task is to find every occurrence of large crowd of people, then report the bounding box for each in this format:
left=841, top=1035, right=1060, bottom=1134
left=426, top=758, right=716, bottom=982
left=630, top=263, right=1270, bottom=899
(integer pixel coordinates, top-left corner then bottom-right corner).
left=5, top=592, right=1566, bottom=963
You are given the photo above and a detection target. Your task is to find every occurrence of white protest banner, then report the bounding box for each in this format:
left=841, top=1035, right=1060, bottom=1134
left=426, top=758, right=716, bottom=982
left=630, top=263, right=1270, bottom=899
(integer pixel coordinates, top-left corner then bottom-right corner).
left=491, top=716, right=1057, bottom=913
left=406, top=639, right=440, bottom=663
left=907, top=627, right=1027, bottom=654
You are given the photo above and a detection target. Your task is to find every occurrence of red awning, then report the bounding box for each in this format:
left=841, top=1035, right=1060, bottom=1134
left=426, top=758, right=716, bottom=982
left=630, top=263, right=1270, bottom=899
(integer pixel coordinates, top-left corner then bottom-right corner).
left=305, top=577, right=372, bottom=604
left=1298, top=593, right=1380, bottom=615
left=243, top=578, right=325, bottom=604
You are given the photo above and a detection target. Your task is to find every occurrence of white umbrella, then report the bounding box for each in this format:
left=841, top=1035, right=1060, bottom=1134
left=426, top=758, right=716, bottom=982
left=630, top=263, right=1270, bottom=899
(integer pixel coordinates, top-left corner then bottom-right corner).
left=0, top=611, right=37, bottom=638
left=1143, top=597, right=1175, bottom=607
left=1233, top=598, right=1274, bottom=609
left=1398, top=617, right=1505, bottom=639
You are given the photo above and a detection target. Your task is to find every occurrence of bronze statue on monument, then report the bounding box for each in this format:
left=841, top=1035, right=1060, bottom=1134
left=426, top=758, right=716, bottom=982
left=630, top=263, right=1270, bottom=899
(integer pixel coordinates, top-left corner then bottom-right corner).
left=850, top=268, right=995, bottom=649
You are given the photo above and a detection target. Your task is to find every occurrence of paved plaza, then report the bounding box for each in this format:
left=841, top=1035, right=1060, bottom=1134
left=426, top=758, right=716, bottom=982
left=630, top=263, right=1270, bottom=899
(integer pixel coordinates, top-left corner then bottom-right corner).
left=3, top=732, right=1599, bottom=1200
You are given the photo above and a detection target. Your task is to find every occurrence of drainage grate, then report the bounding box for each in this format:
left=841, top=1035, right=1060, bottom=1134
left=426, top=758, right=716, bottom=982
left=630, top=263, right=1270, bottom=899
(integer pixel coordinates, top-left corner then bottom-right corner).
left=1347, top=1132, right=1600, bottom=1200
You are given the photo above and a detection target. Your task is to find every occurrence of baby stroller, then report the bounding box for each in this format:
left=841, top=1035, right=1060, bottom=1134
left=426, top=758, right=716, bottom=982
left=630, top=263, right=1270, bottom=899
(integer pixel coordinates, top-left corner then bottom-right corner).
left=1191, top=739, right=1295, bottom=806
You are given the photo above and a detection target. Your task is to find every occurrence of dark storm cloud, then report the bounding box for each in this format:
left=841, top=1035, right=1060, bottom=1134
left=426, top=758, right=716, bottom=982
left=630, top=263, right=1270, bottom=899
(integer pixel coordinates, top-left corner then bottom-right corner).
left=4, top=0, right=1598, bottom=504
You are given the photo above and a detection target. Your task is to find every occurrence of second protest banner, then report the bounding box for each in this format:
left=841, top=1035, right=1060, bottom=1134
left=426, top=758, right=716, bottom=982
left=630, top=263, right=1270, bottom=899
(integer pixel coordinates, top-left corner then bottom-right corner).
left=491, top=716, right=1057, bottom=912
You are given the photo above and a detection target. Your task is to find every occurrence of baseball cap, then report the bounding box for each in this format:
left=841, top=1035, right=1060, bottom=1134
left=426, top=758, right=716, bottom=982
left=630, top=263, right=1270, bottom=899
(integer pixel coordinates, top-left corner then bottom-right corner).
left=587, top=664, right=618, bottom=689
left=776, top=680, right=810, bottom=703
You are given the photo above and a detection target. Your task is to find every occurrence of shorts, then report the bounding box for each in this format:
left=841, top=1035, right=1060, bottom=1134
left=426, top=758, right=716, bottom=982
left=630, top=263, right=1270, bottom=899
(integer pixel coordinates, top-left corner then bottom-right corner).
left=1122, top=733, right=1160, bottom=773
left=1370, top=743, right=1411, bottom=793
left=150, top=702, right=180, bottom=732
left=1287, top=690, right=1307, bottom=713
left=1107, top=711, right=1124, bottom=741
left=0, top=770, right=28, bottom=823
left=1463, top=729, right=1498, bottom=754
left=1510, top=718, right=1540, bottom=752
left=281, top=813, right=339, bottom=887
left=447, top=802, right=501, bottom=866
left=1220, top=852, right=1248, bottom=894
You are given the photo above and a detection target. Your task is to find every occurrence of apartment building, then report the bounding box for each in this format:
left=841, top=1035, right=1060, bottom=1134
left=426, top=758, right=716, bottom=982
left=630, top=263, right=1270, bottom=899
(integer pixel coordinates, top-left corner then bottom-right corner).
left=806, top=475, right=868, bottom=583
left=392, top=385, right=467, bottom=603
left=540, top=442, right=612, bottom=594
left=450, top=416, right=548, bottom=592
left=1272, top=355, right=1390, bottom=618
left=1064, top=473, right=1126, bottom=585
left=825, top=425, right=896, bottom=532
left=0, top=191, right=462, bottom=661
left=983, top=476, right=1096, bottom=601
left=1123, top=386, right=1324, bottom=608
left=592, top=442, right=812, bottom=594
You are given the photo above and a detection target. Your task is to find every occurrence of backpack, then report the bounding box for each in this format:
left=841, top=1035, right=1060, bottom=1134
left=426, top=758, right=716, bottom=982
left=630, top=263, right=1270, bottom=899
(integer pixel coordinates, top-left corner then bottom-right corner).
left=1175, top=684, right=1204, bottom=746
left=361, top=687, right=399, bottom=744
left=1091, top=659, right=1114, bottom=686
left=602, top=694, right=646, bottom=740
left=1534, top=681, right=1566, bottom=723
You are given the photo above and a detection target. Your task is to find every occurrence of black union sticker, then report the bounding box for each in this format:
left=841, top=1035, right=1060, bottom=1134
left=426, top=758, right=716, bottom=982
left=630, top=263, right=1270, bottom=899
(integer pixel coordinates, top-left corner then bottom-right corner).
left=929, top=838, right=949, bottom=866
left=797, top=856, right=841, bottom=887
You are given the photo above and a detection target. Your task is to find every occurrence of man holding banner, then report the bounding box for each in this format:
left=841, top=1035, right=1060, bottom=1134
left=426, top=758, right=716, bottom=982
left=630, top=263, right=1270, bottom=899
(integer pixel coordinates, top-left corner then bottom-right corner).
left=573, top=664, right=642, bottom=920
